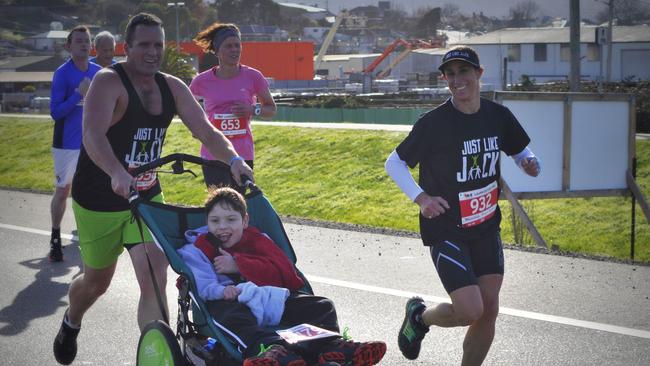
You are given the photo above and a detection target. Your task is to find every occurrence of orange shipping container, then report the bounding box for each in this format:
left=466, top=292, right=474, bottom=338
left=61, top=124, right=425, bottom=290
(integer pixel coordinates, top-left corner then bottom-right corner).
left=240, top=42, right=314, bottom=81
left=107, top=41, right=314, bottom=81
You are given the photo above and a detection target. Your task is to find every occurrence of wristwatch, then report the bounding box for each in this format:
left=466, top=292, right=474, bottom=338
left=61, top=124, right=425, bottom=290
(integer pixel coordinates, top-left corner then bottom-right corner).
left=230, top=156, right=244, bottom=166
left=253, top=103, right=262, bottom=116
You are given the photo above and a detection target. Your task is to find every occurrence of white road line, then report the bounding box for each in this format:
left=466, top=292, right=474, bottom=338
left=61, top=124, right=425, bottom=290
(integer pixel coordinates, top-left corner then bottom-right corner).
left=0, top=223, right=78, bottom=241
left=307, top=276, right=650, bottom=340
left=2, top=222, right=648, bottom=340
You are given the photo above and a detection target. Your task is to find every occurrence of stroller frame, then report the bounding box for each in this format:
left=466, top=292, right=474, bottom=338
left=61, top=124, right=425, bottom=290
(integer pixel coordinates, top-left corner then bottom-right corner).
left=130, top=154, right=313, bottom=366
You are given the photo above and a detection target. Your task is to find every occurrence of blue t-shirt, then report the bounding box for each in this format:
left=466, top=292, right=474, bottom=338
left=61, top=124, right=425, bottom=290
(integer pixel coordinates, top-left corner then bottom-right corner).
left=89, top=56, right=116, bottom=66
left=50, top=59, right=101, bottom=149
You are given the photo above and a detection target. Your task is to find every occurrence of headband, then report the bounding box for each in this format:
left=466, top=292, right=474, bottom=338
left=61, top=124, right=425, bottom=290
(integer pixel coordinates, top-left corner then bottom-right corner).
left=212, top=28, right=240, bottom=52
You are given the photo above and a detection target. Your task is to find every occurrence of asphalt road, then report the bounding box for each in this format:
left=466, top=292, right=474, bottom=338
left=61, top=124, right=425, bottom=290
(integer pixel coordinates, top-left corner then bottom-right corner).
left=0, top=189, right=649, bottom=366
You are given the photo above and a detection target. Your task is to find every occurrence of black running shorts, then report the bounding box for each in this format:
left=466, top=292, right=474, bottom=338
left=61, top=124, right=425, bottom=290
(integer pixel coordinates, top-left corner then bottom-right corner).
left=428, top=230, right=504, bottom=294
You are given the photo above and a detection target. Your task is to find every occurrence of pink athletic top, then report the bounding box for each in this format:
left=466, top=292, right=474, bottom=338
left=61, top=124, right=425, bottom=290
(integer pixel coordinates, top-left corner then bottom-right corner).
left=189, top=65, right=269, bottom=161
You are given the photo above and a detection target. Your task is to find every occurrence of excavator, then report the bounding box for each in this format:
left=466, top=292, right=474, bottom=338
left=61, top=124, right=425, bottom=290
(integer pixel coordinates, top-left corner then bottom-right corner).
left=363, top=38, right=445, bottom=79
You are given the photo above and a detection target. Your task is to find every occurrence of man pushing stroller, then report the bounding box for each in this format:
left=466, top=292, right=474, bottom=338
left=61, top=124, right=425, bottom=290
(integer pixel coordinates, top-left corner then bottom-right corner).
left=178, top=187, right=387, bottom=366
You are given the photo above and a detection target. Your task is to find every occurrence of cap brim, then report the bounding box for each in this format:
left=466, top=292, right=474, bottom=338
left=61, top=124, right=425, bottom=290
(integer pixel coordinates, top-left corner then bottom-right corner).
left=438, top=58, right=480, bottom=72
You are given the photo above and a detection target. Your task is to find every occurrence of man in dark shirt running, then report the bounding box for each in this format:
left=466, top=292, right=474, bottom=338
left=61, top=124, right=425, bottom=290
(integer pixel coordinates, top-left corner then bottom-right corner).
left=53, top=13, right=253, bottom=365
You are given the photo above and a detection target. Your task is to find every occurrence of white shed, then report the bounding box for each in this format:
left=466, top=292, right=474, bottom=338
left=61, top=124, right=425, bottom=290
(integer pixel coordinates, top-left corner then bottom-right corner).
left=456, top=25, right=650, bottom=89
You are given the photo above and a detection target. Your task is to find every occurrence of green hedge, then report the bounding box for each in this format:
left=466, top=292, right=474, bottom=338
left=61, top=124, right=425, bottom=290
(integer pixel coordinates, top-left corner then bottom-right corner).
left=274, top=106, right=430, bottom=124
left=512, top=80, right=650, bottom=133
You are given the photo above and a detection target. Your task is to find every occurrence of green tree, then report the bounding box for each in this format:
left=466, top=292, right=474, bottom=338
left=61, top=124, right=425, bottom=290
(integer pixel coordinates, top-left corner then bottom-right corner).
left=136, top=1, right=166, bottom=18
left=214, top=0, right=282, bottom=26
left=22, top=85, right=36, bottom=93
left=94, top=0, right=133, bottom=29
left=415, top=7, right=441, bottom=38
left=160, top=45, right=196, bottom=84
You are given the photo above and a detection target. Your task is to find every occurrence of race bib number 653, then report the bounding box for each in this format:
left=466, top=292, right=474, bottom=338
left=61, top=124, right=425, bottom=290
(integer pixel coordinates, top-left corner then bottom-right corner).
left=212, top=113, right=248, bottom=139
left=458, top=181, right=498, bottom=228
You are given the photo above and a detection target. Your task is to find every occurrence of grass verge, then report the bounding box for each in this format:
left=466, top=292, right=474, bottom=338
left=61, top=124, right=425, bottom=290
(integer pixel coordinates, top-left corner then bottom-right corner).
left=1, top=116, right=648, bottom=262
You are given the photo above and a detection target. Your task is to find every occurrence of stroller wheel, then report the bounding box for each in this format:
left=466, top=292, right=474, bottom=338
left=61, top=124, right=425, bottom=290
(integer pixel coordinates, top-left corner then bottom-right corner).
left=137, top=320, right=185, bottom=366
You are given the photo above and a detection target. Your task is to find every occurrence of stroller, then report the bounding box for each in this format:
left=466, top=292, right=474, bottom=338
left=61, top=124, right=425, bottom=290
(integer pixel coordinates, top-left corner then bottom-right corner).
left=129, top=154, right=314, bottom=366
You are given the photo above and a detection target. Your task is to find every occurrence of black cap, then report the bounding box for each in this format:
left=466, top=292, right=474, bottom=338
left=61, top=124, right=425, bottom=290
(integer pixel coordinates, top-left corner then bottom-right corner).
left=438, top=48, right=480, bottom=72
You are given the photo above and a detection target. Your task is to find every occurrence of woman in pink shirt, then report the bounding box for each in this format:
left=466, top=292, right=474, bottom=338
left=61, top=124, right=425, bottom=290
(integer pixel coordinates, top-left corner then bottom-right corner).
left=191, top=23, right=276, bottom=191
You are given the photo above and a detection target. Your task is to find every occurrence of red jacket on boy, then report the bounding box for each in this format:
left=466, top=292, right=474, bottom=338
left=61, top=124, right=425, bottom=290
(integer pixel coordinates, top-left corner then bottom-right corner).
left=193, top=226, right=305, bottom=291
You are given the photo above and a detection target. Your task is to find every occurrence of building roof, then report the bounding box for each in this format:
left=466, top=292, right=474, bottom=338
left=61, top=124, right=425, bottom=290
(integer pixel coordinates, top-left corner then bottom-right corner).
left=0, top=71, right=53, bottom=83
left=459, top=25, right=650, bottom=45
left=0, top=56, right=52, bottom=70
left=28, top=30, right=69, bottom=40
left=239, top=25, right=282, bottom=35
left=278, top=2, right=327, bottom=13
left=320, top=53, right=380, bottom=62
left=413, top=48, right=450, bottom=56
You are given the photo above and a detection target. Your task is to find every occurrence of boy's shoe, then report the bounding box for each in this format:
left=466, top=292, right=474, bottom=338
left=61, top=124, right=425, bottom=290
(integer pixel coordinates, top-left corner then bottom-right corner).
left=243, top=344, right=306, bottom=366
left=53, top=311, right=80, bottom=365
left=49, top=237, right=63, bottom=262
left=398, top=297, right=429, bottom=360
left=318, top=338, right=386, bottom=366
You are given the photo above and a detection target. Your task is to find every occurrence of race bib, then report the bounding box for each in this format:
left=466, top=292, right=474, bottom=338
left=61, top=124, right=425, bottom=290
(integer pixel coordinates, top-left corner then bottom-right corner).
left=128, top=162, right=157, bottom=192
left=458, top=181, right=498, bottom=228
left=211, top=113, right=249, bottom=140
left=276, top=324, right=339, bottom=344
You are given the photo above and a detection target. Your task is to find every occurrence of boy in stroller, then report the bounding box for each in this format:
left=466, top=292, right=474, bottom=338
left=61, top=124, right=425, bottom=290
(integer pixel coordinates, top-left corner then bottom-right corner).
left=177, top=187, right=386, bottom=366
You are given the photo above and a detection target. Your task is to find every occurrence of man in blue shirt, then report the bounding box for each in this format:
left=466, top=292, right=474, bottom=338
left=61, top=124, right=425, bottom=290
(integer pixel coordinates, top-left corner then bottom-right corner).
left=89, top=31, right=116, bottom=68
left=48, top=26, right=101, bottom=261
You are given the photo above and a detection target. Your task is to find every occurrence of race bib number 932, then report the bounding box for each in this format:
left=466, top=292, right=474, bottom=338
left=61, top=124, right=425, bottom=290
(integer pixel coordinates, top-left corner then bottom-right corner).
left=458, top=181, right=498, bottom=228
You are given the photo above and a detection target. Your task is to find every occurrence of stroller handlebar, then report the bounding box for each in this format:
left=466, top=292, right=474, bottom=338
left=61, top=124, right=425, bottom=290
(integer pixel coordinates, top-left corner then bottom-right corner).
left=129, top=154, right=228, bottom=176
left=130, top=154, right=259, bottom=194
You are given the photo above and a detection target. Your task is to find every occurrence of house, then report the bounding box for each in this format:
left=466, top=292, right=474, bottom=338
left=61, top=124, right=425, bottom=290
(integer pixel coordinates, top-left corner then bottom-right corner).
left=456, top=25, right=650, bottom=89
left=239, top=25, right=288, bottom=42
left=0, top=55, right=67, bottom=101
left=0, top=56, right=53, bottom=71
left=0, top=71, right=53, bottom=93
left=303, top=27, right=330, bottom=44
left=21, top=30, right=68, bottom=52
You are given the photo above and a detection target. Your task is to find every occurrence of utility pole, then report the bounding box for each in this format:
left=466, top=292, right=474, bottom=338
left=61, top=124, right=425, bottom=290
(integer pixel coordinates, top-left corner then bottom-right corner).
left=167, top=2, right=185, bottom=49
left=569, top=0, right=580, bottom=91
left=606, top=0, right=614, bottom=82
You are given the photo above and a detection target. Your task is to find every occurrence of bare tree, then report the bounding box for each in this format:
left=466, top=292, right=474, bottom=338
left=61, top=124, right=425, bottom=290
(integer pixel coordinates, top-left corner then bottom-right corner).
left=441, top=3, right=461, bottom=22
left=508, top=0, right=540, bottom=27
left=595, top=0, right=650, bottom=25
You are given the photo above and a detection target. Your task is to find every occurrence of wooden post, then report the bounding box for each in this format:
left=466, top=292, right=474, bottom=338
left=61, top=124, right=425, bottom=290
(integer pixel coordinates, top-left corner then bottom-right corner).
left=627, top=170, right=650, bottom=224
left=500, top=178, right=548, bottom=248
left=562, top=95, right=572, bottom=191
left=569, top=0, right=581, bottom=91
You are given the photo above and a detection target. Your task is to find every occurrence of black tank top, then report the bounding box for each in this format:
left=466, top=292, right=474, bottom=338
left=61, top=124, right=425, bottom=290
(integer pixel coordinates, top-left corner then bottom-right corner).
left=72, top=63, right=176, bottom=211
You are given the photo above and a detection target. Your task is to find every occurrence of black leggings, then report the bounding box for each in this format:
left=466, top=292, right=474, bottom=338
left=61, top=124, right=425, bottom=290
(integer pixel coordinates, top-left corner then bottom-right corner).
left=206, top=292, right=340, bottom=359
left=202, top=160, right=254, bottom=195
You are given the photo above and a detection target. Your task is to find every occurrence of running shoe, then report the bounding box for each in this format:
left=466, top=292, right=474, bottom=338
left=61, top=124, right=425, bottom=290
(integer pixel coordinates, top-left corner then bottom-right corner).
left=318, top=338, right=386, bottom=366
left=243, top=344, right=306, bottom=366
left=398, top=296, right=429, bottom=360
left=49, top=237, right=63, bottom=262
left=53, top=310, right=80, bottom=365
